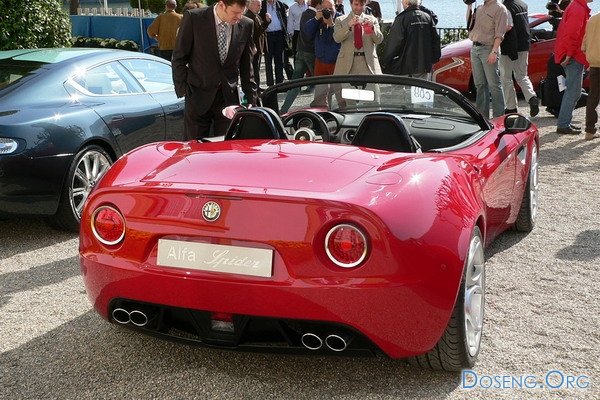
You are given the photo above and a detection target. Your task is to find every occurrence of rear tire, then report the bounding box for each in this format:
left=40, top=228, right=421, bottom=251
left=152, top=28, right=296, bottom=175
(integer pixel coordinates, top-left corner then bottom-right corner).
left=49, top=145, right=112, bottom=232
left=514, top=143, right=538, bottom=232
left=408, top=226, right=485, bottom=371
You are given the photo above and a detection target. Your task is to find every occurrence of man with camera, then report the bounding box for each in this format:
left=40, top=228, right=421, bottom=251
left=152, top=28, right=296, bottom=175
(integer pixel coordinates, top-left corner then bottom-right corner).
left=465, top=0, right=509, bottom=118
left=304, top=0, right=344, bottom=107
left=332, top=0, right=383, bottom=76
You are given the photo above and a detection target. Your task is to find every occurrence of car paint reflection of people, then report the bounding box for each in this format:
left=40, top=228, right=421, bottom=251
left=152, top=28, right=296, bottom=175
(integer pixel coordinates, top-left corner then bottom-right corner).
left=172, top=0, right=257, bottom=139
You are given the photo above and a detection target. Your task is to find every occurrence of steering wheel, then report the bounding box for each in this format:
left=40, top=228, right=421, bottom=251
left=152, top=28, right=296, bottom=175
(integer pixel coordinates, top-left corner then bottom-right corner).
left=282, top=110, right=331, bottom=143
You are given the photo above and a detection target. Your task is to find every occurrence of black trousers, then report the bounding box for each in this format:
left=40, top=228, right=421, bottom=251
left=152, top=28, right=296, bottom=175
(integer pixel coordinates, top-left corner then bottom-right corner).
left=265, top=30, right=285, bottom=86
left=184, top=88, right=231, bottom=139
left=253, top=52, right=263, bottom=89
left=159, top=49, right=173, bottom=61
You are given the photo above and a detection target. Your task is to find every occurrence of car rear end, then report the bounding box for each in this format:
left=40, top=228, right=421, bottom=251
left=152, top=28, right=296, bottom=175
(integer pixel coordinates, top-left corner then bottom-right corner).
left=80, top=141, right=469, bottom=359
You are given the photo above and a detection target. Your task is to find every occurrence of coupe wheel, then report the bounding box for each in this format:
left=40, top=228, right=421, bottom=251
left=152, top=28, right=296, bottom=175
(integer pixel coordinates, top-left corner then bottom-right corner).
left=49, top=145, right=112, bottom=232
left=409, top=226, right=485, bottom=371
left=514, top=143, right=538, bottom=232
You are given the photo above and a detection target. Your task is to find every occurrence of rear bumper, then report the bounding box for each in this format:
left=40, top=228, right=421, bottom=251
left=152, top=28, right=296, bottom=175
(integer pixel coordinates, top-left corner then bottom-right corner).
left=81, top=254, right=458, bottom=359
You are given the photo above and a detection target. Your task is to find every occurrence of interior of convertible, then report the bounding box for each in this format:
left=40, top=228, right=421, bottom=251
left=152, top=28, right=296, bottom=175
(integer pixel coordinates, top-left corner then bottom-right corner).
left=224, top=77, right=490, bottom=152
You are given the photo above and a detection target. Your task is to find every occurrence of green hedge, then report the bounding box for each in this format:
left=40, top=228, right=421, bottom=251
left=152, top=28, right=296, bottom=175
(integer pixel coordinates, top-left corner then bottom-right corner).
left=71, top=36, right=140, bottom=51
left=0, top=0, right=71, bottom=50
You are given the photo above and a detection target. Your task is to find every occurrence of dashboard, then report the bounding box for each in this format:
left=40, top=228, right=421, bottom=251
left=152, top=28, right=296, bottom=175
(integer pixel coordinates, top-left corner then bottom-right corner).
left=282, top=110, right=480, bottom=151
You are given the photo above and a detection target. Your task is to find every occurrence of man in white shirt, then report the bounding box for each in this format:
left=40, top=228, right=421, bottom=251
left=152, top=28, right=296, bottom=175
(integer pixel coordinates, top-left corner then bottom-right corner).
left=287, top=0, right=308, bottom=63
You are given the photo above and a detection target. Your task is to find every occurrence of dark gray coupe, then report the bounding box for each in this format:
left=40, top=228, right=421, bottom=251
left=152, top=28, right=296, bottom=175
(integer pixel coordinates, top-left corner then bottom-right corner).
left=0, top=48, right=184, bottom=231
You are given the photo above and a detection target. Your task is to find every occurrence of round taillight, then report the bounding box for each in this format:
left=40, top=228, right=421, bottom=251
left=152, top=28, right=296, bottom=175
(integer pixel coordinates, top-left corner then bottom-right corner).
left=325, top=224, right=368, bottom=268
left=91, top=206, right=125, bottom=246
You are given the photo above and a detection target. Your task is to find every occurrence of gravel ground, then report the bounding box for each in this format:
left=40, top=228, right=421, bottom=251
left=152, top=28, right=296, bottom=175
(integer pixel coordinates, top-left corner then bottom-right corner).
left=0, top=104, right=598, bottom=399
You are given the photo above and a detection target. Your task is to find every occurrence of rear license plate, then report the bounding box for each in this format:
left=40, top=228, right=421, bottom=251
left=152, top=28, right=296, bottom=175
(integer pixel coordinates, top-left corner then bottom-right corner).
left=157, top=239, right=273, bottom=278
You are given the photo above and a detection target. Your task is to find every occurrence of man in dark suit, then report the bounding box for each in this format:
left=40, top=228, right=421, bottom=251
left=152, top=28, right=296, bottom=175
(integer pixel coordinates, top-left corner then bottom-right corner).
left=172, top=0, right=257, bottom=139
left=245, top=0, right=268, bottom=90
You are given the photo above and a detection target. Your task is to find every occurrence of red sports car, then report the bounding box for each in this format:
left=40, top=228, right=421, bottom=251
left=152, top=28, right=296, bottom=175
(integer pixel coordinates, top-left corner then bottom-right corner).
left=80, top=75, right=539, bottom=371
left=433, top=14, right=558, bottom=94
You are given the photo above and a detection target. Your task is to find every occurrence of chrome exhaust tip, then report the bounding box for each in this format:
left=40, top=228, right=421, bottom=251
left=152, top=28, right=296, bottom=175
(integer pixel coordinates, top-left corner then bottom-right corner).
left=112, top=308, right=130, bottom=324
left=129, top=310, right=149, bottom=327
left=301, top=333, right=323, bottom=350
left=325, top=334, right=352, bottom=352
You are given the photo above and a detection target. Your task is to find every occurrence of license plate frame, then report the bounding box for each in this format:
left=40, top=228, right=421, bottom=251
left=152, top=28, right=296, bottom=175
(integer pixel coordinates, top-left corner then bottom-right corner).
left=157, top=239, right=273, bottom=278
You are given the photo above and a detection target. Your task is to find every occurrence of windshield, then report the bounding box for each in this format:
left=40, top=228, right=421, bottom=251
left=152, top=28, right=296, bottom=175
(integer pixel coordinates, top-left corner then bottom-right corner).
left=262, top=75, right=474, bottom=120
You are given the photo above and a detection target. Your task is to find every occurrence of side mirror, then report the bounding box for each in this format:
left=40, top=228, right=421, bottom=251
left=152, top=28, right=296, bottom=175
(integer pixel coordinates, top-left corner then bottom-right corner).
left=503, top=113, right=531, bottom=134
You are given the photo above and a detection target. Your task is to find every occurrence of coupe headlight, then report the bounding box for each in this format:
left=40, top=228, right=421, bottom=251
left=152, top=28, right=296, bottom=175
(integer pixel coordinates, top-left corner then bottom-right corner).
left=0, top=138, right=18, bottom=155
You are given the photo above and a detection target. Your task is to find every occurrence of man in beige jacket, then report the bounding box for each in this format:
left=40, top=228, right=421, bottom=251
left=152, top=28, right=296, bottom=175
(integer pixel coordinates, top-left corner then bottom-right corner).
left=332, top=0, right=383, bottom=75
left=147, top=0, right=183, bottom=61
left=582, top=11, right=600, bottom=140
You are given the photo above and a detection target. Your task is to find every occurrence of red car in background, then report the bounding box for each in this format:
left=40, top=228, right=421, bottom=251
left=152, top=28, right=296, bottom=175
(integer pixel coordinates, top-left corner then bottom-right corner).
left=433, top=14, right=557, bottom=94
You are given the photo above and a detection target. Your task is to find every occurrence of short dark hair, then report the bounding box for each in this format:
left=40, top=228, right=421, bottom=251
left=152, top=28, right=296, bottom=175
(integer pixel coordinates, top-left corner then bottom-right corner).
left=222, top=0, right=248, bottom=7
left=310, top=0, right=322, bottom=7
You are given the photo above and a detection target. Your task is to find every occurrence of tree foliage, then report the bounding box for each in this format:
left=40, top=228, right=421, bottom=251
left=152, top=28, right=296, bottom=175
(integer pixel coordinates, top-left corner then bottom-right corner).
left=0, top=0, right=71, bottom=50
left=130, top=0, right=172, bottom=14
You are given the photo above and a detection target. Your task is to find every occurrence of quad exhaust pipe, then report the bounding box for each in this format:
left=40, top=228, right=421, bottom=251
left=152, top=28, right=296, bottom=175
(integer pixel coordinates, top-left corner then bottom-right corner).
left=301, top=332, right=354, bottom=351
left=301, top=333, right=323, bottom=350
left=111, top=308, right=149, bottom=327
left=325, top=333, right=352, bottom=352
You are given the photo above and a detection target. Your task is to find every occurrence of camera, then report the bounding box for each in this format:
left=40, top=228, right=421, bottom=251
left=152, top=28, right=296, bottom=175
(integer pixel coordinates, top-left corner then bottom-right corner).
left=463, top=0, right=476, bottom=5
left=322, top=9, right=332, bottom=19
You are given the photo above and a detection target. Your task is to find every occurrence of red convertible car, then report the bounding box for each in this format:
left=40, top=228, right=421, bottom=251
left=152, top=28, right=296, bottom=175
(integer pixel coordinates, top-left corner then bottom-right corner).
left=433, top=14, right=558, bottom=94
left=80, top=75, right=539, bottom=371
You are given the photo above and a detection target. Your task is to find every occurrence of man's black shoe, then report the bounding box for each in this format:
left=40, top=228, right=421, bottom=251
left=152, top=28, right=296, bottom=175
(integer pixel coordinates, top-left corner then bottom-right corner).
left=529, top=96, right=540, bottom=117
left=504, top=108, right=518, bottom=114
left=556, top=126, right=581, bottom=135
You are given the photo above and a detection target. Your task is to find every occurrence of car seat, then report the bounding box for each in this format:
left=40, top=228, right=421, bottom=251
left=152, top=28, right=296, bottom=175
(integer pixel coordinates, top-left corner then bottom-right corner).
left=351, top=112, right=420, bottom=153
left=224, top=107, right=287, bottom=140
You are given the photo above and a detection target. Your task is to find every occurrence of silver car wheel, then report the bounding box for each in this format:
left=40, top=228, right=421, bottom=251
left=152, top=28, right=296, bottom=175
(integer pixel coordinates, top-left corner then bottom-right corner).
left=464, top=233, right=485, bottom=357
left=70, top=149, right=111, bottom=218
left=529, top=144, right=539, bottom=224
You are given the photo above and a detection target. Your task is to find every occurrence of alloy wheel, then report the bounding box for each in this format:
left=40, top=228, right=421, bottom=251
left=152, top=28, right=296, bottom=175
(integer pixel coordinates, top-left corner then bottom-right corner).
left=464, top=233, right=485, bottom=357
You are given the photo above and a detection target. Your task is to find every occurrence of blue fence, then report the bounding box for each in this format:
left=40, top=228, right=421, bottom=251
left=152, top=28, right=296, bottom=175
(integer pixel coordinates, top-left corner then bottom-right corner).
left=70, top=15, right=158, bottom=53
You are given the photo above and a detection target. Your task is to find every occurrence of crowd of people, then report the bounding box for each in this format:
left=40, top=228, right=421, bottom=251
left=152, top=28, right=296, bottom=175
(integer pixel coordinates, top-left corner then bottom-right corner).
left=147, top=0, right=600, bottom=141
